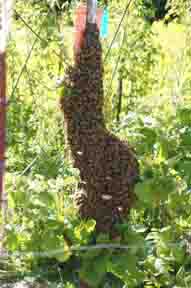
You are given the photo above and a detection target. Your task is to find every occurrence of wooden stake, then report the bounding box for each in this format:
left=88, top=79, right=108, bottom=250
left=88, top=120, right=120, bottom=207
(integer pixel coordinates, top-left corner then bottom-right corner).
left=0, top=52, right=7, bottom=254
left=0, top=52, right=6, bottom=204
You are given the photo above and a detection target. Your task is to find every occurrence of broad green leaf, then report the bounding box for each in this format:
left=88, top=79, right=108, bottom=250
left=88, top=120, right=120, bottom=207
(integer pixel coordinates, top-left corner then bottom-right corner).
left=79, top=255, right=108, bottom=287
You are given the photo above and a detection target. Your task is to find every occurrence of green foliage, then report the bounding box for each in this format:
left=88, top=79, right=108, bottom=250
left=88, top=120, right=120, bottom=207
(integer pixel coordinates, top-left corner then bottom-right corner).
left=4, top=0, right=191, bottom=287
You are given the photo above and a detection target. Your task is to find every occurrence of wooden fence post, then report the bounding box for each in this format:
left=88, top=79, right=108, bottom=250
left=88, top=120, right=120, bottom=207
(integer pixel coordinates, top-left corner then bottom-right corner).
left=0, top=0, right=12, bottom=254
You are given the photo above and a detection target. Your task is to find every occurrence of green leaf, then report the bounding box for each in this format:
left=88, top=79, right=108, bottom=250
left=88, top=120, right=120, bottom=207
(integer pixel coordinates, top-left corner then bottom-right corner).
left=80, top=254, right=108, bottom=287
left=135, top=175, right=176, bottom=206
left=177, top=107, right=191, bottom=126
left=171, top=245, right=186, bottom=264
left=63, top=176, right=77, bottom=186
left=178, top=161, right=191, bottom=182
left=135, top=180, right=157, bottom=205
left=55, top=241, right=72, bottom=263
left=85, top=219, right=96, bottom=233
left=108, top=253, right=143, bottom=286
left=74, top=220, right=96, bottom=244
left=181, top=133, right=191, bottom=147
left=5, top=230, right=19, bottom=251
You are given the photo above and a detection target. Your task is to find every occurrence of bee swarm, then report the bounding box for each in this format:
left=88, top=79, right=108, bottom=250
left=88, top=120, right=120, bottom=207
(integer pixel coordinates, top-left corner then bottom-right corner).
left=60, top=24, right=139, bottom=234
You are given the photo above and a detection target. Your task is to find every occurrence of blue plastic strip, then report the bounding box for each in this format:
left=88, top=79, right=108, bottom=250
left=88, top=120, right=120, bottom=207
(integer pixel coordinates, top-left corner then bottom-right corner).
left=100, top=8, right=109, bottom=38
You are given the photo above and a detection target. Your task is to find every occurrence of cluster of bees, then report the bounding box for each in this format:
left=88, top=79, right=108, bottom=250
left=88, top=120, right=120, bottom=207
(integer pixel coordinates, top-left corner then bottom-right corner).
left=60, top=24, right=139, bottom=235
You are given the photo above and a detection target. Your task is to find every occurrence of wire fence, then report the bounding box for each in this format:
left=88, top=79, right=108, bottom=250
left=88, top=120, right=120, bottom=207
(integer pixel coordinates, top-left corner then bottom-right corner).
left=3, top=0, right=191, bottom=267
left=4, top=1, right=133, bottom=259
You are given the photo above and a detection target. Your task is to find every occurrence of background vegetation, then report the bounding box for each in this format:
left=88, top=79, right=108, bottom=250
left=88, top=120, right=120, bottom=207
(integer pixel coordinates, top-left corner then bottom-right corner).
left=2, top=0, right=191, bottom=287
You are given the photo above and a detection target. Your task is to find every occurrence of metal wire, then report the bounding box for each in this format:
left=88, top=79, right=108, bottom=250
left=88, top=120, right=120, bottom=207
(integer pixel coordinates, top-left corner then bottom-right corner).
left=10, top=9, right=52, bottom=99
left=1, top=239, right=189, bottom=258
left=104, top=0, right=133, bottom=63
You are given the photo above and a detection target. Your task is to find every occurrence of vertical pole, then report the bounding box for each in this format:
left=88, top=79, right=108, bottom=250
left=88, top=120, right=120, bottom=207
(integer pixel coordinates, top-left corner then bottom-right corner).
left=0, top=52, right=6, bottom=205
left=0, top=0, right=9, bottom=254
left=87, top=0, right=97, bottom=24
left=0, top=51, right=7, bottom=254
left=79, top=3, right=97, bottom=288
left=86, top=0, right=97, bottom=46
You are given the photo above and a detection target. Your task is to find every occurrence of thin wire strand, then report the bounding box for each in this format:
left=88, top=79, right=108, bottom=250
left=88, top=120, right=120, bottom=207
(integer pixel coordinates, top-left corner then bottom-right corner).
left=10, top=9, right=51, bottom=99
left=105, top=27, right=126, bottom=103
left=14, top=10, right=70, bottom=65
left=104, top=0, right=133, bottom=63
left=1, top=239, right=189, bottom=258
left=14, top=10, right=48, bottom=44
left=10, top=39, right=38, bottom=99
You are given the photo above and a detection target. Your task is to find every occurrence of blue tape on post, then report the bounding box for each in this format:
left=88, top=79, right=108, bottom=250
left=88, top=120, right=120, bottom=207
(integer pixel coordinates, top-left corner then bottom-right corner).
left=100, top=8, right=109, bottom=38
